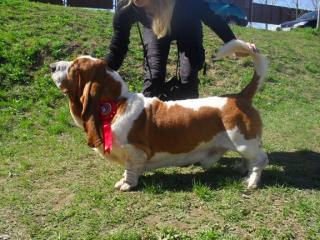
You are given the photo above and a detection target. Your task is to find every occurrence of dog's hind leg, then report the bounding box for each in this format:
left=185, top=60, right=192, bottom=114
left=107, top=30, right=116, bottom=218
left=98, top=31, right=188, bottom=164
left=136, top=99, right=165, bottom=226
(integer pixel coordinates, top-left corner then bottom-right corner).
left=237, top=147, right=268, bottom=189
left=226, top=128, right=268, bottom=189
left=246, top=150, right=268, bottom=189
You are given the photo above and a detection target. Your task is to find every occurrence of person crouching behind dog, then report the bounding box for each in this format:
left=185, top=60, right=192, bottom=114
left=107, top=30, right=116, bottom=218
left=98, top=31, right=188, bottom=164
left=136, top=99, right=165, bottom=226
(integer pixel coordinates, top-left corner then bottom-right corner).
left=105, top=0, right=257, bottom=101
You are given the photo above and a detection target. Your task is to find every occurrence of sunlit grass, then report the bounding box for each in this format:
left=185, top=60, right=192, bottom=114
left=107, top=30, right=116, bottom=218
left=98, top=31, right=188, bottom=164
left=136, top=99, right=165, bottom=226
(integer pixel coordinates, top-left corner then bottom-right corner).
left=0, top=1, right=320, bottom=239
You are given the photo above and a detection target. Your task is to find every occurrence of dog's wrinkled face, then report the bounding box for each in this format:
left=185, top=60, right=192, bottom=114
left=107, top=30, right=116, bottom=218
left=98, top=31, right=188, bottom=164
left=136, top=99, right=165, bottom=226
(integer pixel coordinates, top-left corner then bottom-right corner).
left=50, top=57, right=101, bottom=99
left=50, top=57, right=121, bottom=148
left=50, top=61, right=72, bottom=91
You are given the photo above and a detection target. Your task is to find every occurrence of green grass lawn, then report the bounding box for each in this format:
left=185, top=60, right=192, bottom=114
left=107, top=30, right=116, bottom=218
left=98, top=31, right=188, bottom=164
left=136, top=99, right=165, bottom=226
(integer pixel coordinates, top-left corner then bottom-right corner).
left=1, top=0, right=320, bottom=239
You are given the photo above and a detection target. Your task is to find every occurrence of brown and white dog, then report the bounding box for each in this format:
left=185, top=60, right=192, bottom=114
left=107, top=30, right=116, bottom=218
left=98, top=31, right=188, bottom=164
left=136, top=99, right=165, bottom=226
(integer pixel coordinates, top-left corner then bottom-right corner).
left=50, top=40, right=268, bottom=191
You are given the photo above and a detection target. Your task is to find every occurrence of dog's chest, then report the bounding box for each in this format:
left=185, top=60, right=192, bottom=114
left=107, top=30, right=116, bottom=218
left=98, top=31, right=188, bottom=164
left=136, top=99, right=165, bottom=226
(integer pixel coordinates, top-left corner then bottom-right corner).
left=111, top=94, right=148, bottom=144
left=95, top=144, right=128, bottom=165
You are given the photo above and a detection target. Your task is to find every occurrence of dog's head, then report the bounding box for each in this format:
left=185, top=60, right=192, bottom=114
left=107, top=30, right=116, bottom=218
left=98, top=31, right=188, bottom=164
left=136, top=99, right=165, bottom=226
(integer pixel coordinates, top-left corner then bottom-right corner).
left=50, top=56, right=123, bottom=148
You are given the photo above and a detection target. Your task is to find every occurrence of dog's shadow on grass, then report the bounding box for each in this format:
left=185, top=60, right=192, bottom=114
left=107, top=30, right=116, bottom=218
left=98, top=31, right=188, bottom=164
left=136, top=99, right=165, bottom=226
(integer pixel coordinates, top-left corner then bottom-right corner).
left=139, top=150, right=320, bottom=192
left=261, top=150, right=320, bottom=189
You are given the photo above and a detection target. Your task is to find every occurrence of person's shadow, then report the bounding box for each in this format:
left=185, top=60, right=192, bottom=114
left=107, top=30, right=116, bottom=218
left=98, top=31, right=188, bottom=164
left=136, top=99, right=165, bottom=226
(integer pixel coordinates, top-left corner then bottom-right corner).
left=139, top=150, right=320, bottom=191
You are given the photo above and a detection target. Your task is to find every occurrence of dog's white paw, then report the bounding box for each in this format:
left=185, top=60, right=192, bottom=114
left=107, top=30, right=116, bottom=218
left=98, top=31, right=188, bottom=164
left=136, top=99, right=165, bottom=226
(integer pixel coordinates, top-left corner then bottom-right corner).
left=119, top=182, right=135, bottom=192
left=115, top=170, right=139, bottom=191
left=246, top=173, right=259, bottom=189
left=114, top=178, right=126, bottom=189
left=247, top=181, right=258, bottom=189
left=114, top=179, right=137, bottom=191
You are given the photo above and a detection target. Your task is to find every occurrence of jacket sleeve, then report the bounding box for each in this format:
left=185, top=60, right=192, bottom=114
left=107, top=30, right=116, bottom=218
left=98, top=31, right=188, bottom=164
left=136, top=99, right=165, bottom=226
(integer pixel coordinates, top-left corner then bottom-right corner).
left=198, top=0, right=236, bottom=43
left=105, top=2, right=137, bottom=71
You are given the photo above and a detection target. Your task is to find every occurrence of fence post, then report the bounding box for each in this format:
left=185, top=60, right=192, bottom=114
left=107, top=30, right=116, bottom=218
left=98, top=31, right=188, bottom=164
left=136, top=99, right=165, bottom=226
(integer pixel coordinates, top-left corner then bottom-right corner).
left=317, top=3, right=320, bottom=30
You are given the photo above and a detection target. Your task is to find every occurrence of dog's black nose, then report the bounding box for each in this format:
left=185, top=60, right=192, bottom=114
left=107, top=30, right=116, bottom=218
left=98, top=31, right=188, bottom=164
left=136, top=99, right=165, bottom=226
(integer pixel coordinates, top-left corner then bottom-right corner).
left=50, top=63, right=56, bottom=72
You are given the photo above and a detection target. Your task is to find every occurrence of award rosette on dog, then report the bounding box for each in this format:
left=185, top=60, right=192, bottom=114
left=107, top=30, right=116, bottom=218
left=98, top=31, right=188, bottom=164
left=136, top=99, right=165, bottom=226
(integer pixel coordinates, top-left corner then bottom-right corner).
left=99, top=100, right=117, bottom=153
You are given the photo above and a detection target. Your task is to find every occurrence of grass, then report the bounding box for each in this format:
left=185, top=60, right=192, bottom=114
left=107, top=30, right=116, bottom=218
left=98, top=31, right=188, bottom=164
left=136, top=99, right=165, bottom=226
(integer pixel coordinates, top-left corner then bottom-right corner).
left=0, top=0, right=320, bottom=239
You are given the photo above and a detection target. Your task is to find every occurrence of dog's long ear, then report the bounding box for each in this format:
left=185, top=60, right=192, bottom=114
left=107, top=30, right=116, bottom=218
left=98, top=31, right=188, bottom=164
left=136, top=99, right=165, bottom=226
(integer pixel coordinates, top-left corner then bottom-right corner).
left=80, top=80, right=103, bottom=148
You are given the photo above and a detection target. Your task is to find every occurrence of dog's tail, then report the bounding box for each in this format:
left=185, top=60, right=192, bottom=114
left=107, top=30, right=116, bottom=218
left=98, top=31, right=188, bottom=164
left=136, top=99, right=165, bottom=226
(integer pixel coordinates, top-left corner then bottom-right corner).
left=213, top=39, right=268, bottom=101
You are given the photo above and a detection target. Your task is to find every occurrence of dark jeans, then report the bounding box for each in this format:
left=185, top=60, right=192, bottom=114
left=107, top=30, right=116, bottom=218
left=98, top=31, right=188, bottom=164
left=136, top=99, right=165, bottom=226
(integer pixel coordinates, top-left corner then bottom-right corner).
left=142, top=27, right=204, bottom=101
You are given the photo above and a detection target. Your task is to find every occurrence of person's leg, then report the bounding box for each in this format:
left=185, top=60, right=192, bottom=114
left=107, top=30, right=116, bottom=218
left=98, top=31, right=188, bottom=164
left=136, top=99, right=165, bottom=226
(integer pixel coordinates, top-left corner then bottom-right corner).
left=161, top=50, right=200, bottom=101
left=142, top=27, right=171, bottom=99
left=177, top=51, right=199, bottom=99
left=173, top=40, right=205, bottom=100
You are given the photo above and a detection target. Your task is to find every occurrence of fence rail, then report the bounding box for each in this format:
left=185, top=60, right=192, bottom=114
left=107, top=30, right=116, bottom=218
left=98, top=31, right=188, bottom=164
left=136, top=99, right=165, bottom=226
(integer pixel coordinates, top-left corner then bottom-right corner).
left=68, top=0, right=112, bottom=9
left=208, top=0, right=310, bottom=24
left=246, top=3, right=309, bottom=24
left=32, top=0, right=311, bottom=25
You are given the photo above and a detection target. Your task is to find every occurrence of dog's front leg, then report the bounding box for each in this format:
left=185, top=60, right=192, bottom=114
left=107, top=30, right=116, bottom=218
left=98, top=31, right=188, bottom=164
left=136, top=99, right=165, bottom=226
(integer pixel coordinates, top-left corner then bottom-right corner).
left=114, top=145, right=148, bottom=191
left=114, top=169, right=140, bottom=191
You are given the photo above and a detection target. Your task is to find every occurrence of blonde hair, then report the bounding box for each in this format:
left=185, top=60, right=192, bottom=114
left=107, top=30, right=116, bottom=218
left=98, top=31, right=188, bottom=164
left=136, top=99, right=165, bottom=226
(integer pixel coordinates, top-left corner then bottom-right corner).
left=123, top=0, right=175, bottom=38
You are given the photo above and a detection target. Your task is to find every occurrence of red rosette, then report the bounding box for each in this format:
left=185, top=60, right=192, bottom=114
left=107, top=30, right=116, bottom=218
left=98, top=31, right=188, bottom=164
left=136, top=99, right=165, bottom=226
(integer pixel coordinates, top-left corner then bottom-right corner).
left=98, top=99, right=117, bottom=153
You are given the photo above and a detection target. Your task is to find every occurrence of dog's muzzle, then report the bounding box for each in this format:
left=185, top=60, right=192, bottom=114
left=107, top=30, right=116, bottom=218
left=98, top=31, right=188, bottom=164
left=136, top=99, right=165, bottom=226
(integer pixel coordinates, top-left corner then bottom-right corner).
left=50, top=61, right=72, bottom=89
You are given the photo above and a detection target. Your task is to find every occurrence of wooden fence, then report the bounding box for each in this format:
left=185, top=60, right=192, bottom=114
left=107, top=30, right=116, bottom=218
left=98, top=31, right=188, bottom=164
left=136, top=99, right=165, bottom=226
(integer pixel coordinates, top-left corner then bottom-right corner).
left=32, top=0, right=310, bottom=24
left=68, top=0, right=112, bottom=9
left=217, top=0, right=310, bottom=24
left=249, top=3, right=309, bottom=24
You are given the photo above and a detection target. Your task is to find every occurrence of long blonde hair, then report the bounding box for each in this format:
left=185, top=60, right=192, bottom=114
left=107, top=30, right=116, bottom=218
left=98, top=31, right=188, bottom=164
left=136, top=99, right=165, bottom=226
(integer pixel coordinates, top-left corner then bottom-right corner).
left=123, top=0, right=175, bottom=38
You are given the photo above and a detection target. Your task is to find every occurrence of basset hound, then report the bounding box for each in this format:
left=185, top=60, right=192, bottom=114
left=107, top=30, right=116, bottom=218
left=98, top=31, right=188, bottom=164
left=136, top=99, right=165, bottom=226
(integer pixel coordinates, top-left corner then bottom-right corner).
left=50, top=40, right=268, bottom=191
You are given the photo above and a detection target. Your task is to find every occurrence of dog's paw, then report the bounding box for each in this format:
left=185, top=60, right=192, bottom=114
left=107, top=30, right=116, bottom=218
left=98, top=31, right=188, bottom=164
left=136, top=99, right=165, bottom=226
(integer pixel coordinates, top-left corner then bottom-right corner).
left=119, top=182, right=134, bottom=192
left=246, top=182, right=258, bottom=189
left=245, top=174, right=259, bottom=189
left=114, top=179, right=137, bottom=191
left=114, top=178, right=126, bottom=189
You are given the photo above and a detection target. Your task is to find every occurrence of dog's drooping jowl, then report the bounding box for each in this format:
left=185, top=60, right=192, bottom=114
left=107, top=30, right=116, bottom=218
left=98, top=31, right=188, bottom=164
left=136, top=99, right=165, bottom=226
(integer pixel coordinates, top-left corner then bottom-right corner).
left=50, top=40, right=268, bottom=191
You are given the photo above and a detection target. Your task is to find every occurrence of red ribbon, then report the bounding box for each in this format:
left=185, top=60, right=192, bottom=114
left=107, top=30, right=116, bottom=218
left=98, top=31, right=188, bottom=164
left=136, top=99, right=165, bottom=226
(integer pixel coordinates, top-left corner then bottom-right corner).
left=98, top=99, right=117, bottom=153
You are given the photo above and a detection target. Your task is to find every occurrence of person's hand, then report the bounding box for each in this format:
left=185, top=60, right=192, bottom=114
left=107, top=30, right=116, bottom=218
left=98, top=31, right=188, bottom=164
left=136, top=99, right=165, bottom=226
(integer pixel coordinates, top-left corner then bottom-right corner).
left=235, top=42, right=259, bottom=57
